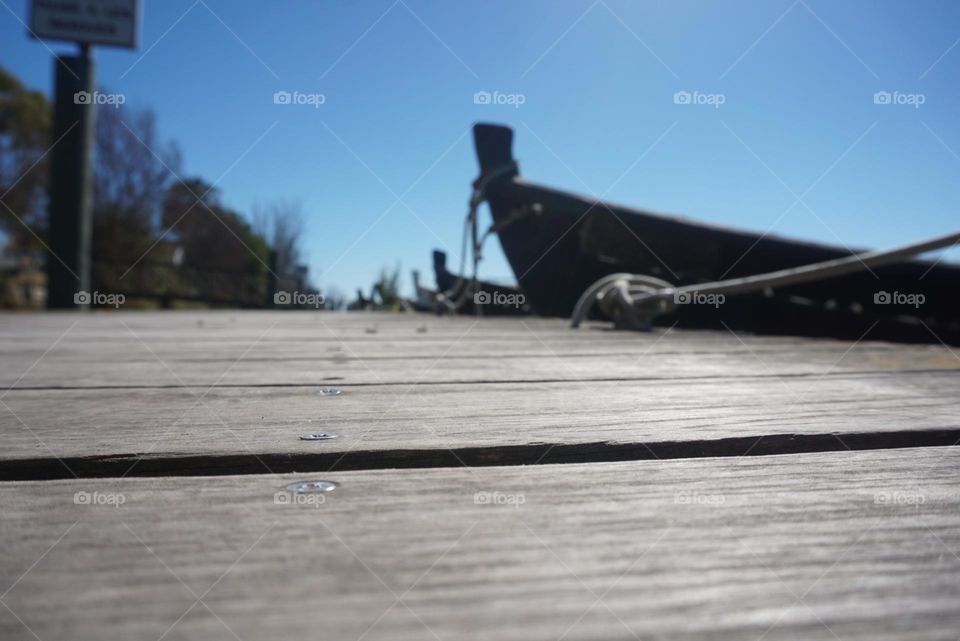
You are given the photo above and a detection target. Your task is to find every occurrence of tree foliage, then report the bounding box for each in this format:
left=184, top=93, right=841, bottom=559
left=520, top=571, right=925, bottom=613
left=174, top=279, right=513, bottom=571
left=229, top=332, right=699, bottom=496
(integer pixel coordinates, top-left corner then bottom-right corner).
left=91, top=100, right=182, bottom=293
left=0, top=66, right=52, bottom=252
left=0, top=65, right=309, bottom=309
left=161, top=178, right=270, bottom=303
left=253, top=199, right=305, bottom=278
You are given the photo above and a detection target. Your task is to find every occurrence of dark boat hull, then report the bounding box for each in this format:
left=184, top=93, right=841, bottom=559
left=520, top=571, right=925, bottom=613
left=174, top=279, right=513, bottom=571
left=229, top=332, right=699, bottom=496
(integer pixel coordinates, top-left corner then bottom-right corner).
left=432, top=250, right=531, bottom=316
left=474, top=124, right=960, bottom=344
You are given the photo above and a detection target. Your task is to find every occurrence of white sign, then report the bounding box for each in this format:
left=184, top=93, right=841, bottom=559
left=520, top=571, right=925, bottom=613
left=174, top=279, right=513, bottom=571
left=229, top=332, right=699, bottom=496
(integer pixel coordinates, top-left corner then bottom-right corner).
left=30, top=0, right=141, bottom=49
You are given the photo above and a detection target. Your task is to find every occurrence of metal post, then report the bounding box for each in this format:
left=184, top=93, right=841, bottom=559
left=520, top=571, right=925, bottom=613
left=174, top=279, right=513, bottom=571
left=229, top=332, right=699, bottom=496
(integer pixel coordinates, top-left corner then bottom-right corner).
left=46, top=44, right=95, bottom=308
left=265, top=250, right=278, bottom=308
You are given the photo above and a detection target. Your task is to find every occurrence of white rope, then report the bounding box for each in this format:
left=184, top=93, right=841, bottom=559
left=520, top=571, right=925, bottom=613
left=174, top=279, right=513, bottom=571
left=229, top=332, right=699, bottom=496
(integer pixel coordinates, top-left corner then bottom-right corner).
left=571, top=229, right=960, bottom=328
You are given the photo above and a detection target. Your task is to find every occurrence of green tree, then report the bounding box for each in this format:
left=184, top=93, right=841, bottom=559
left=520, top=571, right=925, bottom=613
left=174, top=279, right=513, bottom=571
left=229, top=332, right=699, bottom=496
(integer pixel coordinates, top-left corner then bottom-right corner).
left=162, top=178, right=270, bottom=304
left=0, top=66, right=52, bottom=253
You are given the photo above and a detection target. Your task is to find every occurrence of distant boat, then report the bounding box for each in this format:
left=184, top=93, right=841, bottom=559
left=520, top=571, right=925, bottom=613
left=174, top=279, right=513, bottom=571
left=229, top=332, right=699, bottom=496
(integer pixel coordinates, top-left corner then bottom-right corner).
left=432, top=250, right=531, bottom=316
left=472, top=123, right=960, bottom=344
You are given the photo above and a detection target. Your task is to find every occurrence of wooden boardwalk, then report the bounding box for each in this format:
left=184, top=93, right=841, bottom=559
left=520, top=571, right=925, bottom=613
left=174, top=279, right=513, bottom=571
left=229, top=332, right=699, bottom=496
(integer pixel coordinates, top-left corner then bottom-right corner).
left=1, top=311, right=959, bottom=640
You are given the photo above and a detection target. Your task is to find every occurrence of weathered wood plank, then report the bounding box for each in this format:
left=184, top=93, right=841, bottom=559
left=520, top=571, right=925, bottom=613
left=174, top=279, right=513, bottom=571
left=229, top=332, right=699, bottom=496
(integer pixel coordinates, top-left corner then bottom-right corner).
left=1, top=448, right=958, bottom=641
left=1, top=371, right=958, bottom=467
left=1, top=318, right=956, bottom=388
left=0, top=312, right=947, bottom=351
left=0, top=333, right=902, bottom=360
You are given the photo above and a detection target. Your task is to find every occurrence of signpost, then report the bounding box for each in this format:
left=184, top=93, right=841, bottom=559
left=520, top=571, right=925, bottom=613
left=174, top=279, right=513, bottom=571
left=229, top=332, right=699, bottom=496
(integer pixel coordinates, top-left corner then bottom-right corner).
left=30, top=0, right=141, bottom=49
left=46, top=45, right=96, bottom=310
left=28, top=0, right=141, bottom=308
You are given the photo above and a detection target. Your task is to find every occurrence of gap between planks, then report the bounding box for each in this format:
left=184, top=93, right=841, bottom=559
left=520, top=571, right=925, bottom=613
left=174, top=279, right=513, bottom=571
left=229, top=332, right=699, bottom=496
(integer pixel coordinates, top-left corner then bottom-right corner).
left=2, top=428, right=958, bottom=481
left=3, top=367, right=957, bottom=392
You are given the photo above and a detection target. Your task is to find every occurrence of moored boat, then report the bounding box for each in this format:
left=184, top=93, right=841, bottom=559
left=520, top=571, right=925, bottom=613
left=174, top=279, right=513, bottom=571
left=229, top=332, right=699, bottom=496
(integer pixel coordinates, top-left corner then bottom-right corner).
left=472, top=123, right=960, bottom=344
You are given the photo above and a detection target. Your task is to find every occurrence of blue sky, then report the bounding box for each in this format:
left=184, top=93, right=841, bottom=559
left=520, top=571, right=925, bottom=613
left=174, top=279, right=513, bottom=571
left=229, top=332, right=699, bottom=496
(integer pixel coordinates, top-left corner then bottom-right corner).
left=4, top=0, right=960, bottom=296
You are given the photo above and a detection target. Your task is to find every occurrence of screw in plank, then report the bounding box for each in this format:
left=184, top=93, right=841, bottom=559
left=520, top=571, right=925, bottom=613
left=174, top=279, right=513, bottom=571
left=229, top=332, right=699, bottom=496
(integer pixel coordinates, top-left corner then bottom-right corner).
left=286, top=480, right=338, bottom=494
left=300, top=432, right=338, bottom=441
left=317, top=387, right=342, bottom=396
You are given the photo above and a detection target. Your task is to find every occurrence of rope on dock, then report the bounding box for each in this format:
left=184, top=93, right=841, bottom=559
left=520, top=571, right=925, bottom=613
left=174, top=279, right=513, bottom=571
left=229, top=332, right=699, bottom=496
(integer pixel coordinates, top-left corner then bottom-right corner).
left=570, top=230, right=960, bottom=329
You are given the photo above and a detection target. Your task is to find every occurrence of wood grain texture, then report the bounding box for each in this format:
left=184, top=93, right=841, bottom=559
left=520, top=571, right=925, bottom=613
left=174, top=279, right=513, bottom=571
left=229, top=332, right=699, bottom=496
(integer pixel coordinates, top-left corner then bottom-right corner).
left=1, top=448, right=959, bottom=641
left=2, top=311, right=957, bottom=478
left=1, top=372, right=958, bottom=465
left=1, top=312, right=957, bottom=388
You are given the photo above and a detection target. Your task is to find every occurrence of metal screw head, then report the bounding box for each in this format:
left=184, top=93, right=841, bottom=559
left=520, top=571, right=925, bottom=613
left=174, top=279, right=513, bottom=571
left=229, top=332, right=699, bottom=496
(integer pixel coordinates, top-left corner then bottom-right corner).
left=286, top=480, right=338, bottom=494
left=317, top=387, right=342, bottom=396
left=300, top=432, right=338, bottom=441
